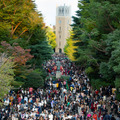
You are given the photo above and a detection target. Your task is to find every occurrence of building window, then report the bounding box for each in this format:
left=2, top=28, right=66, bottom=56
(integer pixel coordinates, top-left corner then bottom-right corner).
left=59, top=35, right=61, bottom=39
left=59, top=20, right=61, bottom=24
left=59, top=8, right=61, bottom=14
left=59, top=42, right=61, bottom=46
left=59, top=27, right=61, bottom=31
left=62, top=8, right=64, bottom=14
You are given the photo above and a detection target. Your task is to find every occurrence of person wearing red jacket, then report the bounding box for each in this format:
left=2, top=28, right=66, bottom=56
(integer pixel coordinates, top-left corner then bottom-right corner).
left=93, top=112, right=97, bottom=120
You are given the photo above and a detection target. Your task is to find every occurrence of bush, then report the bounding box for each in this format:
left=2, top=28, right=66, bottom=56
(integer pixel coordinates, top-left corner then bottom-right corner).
left=116, top=91, right=120, bottom=101
left=23, top=69, right=44, bottom=89
left=115, top=77, right=120, bottom=88
left=46, top=75, right=70, bottom=82
left=91, top=79, right=112, bottom=90
left=60, top=76, right=70, bottom=80
left=46, top=76, right=56, bottom=81
left=11, top=81, right=24, bottom=88
left=85, top=67, right=94, bottom=75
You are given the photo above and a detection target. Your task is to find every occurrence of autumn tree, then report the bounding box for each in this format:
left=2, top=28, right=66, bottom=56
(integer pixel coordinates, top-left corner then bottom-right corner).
left=0, top=0, right=37, bottom=39
left=0, top=41, right=33, bottom=82
left=1, top=41, right=33, bottom=65
left=64, top=31, right=77, bottom=61
left=46, top=26, right=56, bottom=49
left=28, top=25, right=53, bottom=69
left=0, top=0, right=53, bottom=89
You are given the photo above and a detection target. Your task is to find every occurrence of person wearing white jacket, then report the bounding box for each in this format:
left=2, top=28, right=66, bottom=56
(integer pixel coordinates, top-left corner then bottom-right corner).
left=48, top=112, right=53, bottom=120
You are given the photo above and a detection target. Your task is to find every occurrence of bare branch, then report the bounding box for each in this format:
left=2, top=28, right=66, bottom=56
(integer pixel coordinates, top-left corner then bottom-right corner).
left=92, top=45, right=106, bottom=53
left=11, top=21, right=22, bottom=37
left=17, top=29, right=28, bottom=39
left=106, top=16, right=115, bottom=31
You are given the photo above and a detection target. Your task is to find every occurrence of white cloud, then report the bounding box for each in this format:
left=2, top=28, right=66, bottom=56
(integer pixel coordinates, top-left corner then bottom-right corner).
left=35, top=0, right=78, bottom=26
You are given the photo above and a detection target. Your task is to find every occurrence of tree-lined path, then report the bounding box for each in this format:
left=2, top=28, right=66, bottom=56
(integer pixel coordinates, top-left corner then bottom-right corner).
left=0, top=0, right=120, bottom=120
left=1, top=54, right=119, bottom=119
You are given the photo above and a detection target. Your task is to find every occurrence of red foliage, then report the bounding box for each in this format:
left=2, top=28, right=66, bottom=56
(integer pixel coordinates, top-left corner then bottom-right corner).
left=1, top=41, right=33, bottom=65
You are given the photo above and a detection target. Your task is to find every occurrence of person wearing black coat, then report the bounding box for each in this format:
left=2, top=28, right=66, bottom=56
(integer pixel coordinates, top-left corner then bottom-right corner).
left=111, top=115, right=116, bottom=120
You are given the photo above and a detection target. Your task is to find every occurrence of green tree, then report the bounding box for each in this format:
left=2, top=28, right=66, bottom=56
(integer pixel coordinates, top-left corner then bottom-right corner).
left=106, top=30, right=120, bottom=89
left=28, top=25, right=53, bottom=69
left=23, top=69, right=45, bottom=89
left=0, top=57, right=14, bottom=103
left=70, top=0, right=120, bottom=90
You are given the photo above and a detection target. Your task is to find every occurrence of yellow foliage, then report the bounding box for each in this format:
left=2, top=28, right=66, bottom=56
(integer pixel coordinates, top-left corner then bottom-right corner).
left=29, top=12, right=43, bottom=29
left=46, top=26, right=56, bottom=49
left=64, top=31, right=78, bottom=61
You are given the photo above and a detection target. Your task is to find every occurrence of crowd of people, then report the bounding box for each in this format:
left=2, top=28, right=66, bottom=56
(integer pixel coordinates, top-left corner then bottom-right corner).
left=0, top=53, right=120, bottom=120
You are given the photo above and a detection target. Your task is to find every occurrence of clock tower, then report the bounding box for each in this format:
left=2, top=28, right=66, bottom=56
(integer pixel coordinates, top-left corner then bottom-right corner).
left=55, top=4, right=71, bottom=53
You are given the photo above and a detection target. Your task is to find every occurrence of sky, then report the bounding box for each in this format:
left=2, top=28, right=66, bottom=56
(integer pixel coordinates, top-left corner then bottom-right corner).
left=35, top=0, right=78, bottom=26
